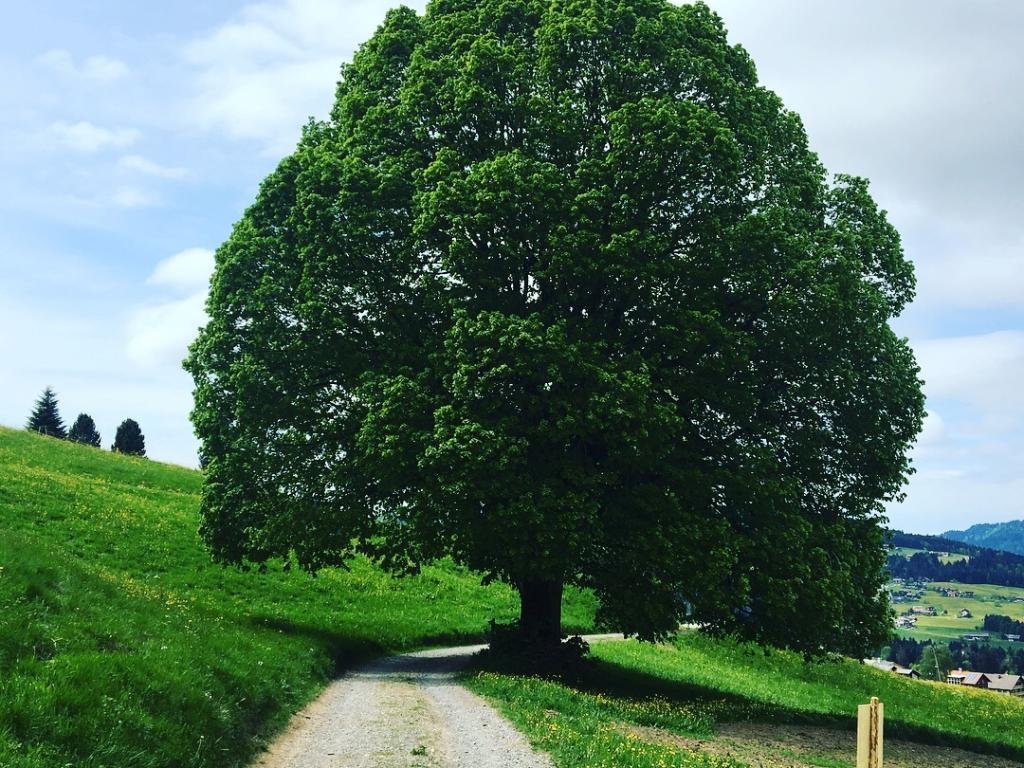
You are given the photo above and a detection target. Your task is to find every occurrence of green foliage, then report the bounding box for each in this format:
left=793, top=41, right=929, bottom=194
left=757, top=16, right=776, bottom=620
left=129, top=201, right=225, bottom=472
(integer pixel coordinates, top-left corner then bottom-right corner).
left=914, top=644, right=953, bottom=681
left=187, top=0, right=924, bottom=654
left=67, top=413, right=102, bottom=448
left=25, top=387, right=66, bottom=439
left=0, top=427, right=597, bottom=767
left=467, top=635, right=1024, bottom=767
left=111, top=418, right=146, bottom=456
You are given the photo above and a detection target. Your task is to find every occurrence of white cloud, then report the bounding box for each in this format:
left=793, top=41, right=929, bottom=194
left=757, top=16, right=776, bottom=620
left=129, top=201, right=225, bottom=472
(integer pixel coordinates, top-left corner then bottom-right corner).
left=127, top=292, right=208, bottom=368
left=914, top=240, right=1024, bottom=310
left=119, top=154, right=188, bottom=180
left=914, top=331, right=1024, bottom=421
left=912, top=410, right=947, bottom=455
left=112, top=186, right=158, bottom=208
left=51, top=121, right=140, bottom=153
left=895, top=469, right=1024, bottom=534
left=147, top=248, right=216, bottom=292
left=128, top=248, right=214, bottom=368
left=890, top=334, right=1024, bottom=531
left=183, top=0, right=426, bottom=154
left=38, top=49, right=129, bottom=84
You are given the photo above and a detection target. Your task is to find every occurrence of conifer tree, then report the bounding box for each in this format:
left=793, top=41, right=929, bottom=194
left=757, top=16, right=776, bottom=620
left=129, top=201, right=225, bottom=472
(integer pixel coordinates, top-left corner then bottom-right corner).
left=26, top=387, right=67, bottom=439
left=112, top=419, right=146, bottom=456
left=68, top=413, right=102, bottom=447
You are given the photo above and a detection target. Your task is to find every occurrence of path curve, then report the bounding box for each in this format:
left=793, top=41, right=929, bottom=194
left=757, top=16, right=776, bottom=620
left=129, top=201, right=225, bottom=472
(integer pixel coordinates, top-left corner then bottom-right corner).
left=252, top=636, right=619, bottom=768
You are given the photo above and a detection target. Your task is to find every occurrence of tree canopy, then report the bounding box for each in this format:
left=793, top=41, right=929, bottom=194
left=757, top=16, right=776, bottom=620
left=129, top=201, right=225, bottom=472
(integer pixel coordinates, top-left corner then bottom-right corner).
left=27, top=387, right=67, bottom=439
left=68, top=413, right=102, bottom=448
left=187, top=0, right=924, bottom=655
left=112, top=419, right=146, bottom=457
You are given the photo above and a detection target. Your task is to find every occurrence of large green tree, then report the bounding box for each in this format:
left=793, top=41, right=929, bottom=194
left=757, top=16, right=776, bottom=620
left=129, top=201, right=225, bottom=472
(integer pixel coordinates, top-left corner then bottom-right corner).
left=26, top=387, right=67, bottom=439
left=187, top=0, right=924, bottom=654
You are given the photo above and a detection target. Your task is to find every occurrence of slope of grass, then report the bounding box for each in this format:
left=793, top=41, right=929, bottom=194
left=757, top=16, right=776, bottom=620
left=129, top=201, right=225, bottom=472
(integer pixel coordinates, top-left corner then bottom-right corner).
left=0, top=427, right=596, bottom=768
left=891, top=547, right=968, bottom=565
left=467, top=634, right=1024, bottom=768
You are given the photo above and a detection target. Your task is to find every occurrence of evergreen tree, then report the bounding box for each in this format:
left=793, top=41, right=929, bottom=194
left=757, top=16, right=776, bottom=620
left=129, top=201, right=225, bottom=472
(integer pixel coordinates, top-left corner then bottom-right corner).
left=68, top=413, right=102, bottom=447
left=26, top=387, right=67, bottom=438
left=112, top=419, right=146, bottom=456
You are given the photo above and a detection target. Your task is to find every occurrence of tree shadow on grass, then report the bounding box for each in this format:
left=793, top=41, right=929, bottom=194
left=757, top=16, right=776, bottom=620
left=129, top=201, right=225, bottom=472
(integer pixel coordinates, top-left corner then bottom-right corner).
left=246, top=615, right=494, bottom=675
left=247, top=615, right=383, bottom=674
left=471, top=651, right=1024, bottom=764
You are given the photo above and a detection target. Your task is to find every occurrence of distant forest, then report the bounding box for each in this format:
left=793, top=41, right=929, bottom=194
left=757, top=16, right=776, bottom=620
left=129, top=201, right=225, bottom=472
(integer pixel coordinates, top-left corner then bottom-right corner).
left=887, top=531, right=1024, bottom=590
left=945, top=520, right=1024, bottom=557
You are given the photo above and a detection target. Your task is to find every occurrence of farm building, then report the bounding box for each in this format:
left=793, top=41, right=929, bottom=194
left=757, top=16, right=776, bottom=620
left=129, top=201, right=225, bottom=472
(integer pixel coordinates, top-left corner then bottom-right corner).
left=962, top=632, right=991, bottom=641
left=864, top=659, right=920, bottom=678
left=959, top=608, right=973, bottom=619
left=986, top=674, right=1024, bottom=696
left=947, top=670, right=990, bottom=688
left=944, top=670, right=1023, bottom=694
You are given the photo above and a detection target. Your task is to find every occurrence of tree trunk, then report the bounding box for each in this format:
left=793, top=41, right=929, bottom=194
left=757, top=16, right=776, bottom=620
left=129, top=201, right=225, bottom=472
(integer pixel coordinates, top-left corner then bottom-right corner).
left=517, top=579, right=563, bottom=645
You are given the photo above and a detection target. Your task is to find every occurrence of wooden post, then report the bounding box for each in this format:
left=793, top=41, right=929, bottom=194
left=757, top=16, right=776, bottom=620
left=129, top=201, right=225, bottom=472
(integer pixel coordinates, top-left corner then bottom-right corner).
left=857, top=697, right=884, bottom=768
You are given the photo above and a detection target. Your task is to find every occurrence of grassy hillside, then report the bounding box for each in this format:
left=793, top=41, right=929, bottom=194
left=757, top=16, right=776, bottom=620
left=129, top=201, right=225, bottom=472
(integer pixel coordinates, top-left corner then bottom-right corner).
left=468, top=634, right=1024, bottom=767
left=945, top=521, right=1024, bottom=557
left=891, top=546, right=969, bottom=565
left=889, top=530, right=980, bottom=556
left=0, top=426, right=596, bottom=768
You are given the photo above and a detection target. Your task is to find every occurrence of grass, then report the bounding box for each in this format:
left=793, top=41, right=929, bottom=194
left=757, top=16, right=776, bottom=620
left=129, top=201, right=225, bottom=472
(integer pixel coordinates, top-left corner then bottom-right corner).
left=0, top=426, right=596, bottom=768
left=466, top=634, right=1024, bottom=768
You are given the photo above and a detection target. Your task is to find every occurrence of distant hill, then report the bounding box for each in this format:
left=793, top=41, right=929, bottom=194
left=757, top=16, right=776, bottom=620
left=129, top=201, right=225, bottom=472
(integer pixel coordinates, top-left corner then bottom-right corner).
left=886, top=529, right=1024, bottom=588
left=944, top=520, right=1024, bottom=556
left=888, top=529, right=981, bottom=556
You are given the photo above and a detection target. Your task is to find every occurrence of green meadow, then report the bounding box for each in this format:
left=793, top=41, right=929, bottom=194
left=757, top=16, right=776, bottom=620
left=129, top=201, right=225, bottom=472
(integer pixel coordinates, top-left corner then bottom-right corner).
left=5, top=424, right=1024, bottom=768
left=468, top=634, right=1024, bottom=768
left=0, top=426, right=596, bottom=768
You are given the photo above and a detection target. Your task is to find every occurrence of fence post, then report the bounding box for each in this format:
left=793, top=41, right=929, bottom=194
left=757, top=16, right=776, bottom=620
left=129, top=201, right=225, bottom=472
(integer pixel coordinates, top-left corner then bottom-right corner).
left=857, top=696, right=884, bottom=768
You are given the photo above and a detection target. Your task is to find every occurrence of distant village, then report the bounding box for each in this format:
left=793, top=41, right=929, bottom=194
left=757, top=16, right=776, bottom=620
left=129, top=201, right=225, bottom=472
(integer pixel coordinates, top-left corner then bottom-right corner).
left=870, top=576, right=1024, bottom=695
left=864, top=658, right=1024, bottom=695
left=889, top=580, right=1024, bottom=639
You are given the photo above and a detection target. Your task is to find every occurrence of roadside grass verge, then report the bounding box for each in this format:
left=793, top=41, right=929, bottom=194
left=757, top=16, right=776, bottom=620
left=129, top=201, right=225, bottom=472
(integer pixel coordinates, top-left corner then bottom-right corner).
left=466, top=634, right=1024, bottom=768
left=0, top=427, right=596, bottom=768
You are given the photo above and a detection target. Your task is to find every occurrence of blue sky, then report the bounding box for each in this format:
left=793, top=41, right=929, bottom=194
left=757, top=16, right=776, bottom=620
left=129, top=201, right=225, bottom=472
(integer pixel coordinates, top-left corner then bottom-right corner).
left=1, top=1, right=1021, bottom=534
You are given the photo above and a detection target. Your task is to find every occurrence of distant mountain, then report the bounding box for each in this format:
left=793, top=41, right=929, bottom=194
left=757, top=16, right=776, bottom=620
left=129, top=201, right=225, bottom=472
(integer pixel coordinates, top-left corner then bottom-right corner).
left=944, top=520, right=1024, bottom=557
left=886, top=529, right=1024, bottom=588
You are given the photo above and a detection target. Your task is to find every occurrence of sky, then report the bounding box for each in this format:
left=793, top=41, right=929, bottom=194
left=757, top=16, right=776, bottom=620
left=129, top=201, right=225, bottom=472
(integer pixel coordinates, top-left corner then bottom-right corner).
left=0, top=1, right=1020, bottom=534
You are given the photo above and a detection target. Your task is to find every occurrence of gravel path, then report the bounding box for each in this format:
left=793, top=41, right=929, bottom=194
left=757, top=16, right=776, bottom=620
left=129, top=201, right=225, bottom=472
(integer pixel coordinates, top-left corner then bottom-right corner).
left=252, top=640, right=599, bottom=768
